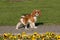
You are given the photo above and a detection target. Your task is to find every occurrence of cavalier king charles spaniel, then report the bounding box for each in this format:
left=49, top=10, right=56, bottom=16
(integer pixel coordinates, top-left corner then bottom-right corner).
left=16, top=9, right=41, bottom=30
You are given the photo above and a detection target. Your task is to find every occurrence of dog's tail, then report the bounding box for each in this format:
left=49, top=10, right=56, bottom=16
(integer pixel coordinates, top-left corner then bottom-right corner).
left=16, top=22, right=21, bottom=29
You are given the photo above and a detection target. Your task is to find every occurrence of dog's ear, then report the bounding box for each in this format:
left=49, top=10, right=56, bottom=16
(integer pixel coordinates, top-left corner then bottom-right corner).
left=32, top=9, right=36, bottom=14
left=37, top=10, right=41, bottom=16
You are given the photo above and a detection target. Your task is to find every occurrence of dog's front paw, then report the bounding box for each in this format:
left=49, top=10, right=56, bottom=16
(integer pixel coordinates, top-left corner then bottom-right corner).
left=30, top=27, right=34, bottom=28
left=34, top=26, right=37, bottom=29
left=16, top=27, right=19, bottom=30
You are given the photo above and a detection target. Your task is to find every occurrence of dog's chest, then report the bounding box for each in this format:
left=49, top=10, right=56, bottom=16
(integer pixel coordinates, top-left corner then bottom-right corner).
left=28, top=16, right=37, bottom=23
left=33, top=16, right=37, bottom=22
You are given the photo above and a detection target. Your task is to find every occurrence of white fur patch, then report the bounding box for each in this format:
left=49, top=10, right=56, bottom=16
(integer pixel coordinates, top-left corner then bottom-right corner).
left=16, top=22, right=21, bottom=29
left=20, top=18, right=26, bottom=25
left=34, top=16, right=37, bottom=22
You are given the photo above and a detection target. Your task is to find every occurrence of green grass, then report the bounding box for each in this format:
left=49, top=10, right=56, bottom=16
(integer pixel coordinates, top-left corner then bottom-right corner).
left=0, top=0, right=60, bottom=26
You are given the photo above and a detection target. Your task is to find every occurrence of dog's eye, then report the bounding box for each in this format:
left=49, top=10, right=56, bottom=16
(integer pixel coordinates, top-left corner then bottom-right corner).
left=38, top=12, right=39, bottom=13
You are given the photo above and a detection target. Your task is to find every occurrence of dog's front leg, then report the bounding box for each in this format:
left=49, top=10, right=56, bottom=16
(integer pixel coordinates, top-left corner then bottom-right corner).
left=30, top=22, right=37, bottom=28
left=24, top=25, right=29, bottom=30
left=30, top=23, right=34, bottom=28
left=32, top=22, right=37, bottom=28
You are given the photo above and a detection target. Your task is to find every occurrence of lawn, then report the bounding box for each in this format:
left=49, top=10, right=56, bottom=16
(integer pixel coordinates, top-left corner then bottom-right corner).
left=0, top=0, right=60, bottom=26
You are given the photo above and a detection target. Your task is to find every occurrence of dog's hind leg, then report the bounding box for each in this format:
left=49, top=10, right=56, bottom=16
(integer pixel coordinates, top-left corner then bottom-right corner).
left=16, top=22, right=21, bottom=29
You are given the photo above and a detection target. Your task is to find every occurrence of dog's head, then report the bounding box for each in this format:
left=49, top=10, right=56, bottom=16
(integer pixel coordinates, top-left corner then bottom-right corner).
left=32, top=9, right=41, bottom=16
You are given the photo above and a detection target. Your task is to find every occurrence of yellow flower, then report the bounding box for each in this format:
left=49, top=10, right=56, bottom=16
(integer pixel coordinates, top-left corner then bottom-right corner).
left=33, top=32, right=40, bottom=38
left=3, top=33, right=8, bottom=36
left=8, top=33, right=12, bottom=36
left=45, top=32, right=50, bottom=35
left=18, top=39, right=21, bottom=40
left=32, top=35, right=36, bottom=38
left=51, top=32, right=55, bottom=35
left=9, top=35, right=13, bottom=39
left=36, top=34, right=40, bottom=38
left=58, top=36, right=60, bottom=38
left=21, top=32, right=27, bottom=38
left=27, top=35, right=31, bottom=39
left=32, top=37, right=36, bottom=40
left=41, top=34, right=45, bottom=37
left=22, top=32, right=26, bottom=34
left=55, top=34, right=60, bottom=40
left=42, top=38, right=44, bottom=40
left=57, top=35, right=60, bottom=40
left=13, top=35, right=16, bottom=39
left=34, top=32, right=38, bottom=34
left=17, top=33, right=21, bottom=39
left=9, top=35, right=16, bottom=40
left=3, top=33, right=8, bottom=39
left=31, top=35, right=37, bottom=40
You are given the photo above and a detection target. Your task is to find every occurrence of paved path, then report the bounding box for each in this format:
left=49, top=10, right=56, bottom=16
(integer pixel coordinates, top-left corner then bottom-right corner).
left=0, top=24, right=60, bottom=34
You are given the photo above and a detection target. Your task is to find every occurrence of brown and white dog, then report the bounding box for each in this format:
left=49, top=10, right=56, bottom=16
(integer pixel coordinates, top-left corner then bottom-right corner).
left=16, top=9, right=41, bottom=30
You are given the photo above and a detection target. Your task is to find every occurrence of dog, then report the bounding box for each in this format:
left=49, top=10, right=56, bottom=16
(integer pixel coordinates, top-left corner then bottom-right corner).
left=16, top=9, right=41, bottom=30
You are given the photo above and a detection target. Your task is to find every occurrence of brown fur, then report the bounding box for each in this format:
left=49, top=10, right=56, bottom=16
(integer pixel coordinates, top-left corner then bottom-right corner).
left=16, top=9, right=41, bottom=29
left=20, top=9, right=41, bottom=25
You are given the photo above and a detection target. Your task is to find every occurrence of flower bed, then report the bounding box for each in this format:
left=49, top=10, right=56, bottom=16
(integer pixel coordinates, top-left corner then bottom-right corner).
left=0, top=32, right=60, bottom=40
